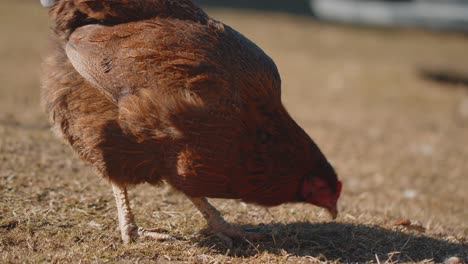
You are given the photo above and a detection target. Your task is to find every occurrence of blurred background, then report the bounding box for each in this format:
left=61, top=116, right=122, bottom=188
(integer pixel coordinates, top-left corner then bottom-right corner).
left=201, top=0, right=468, bottom=31
left=0, top=0, right=467, bottom=262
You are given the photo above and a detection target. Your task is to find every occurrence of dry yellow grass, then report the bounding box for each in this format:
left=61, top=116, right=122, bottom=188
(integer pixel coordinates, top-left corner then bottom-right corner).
left=1, top=1, right=467, bottom=263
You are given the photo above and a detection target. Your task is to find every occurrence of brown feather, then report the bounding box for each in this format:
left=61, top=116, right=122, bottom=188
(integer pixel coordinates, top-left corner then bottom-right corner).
left=42, top=0, right=335, bottom=206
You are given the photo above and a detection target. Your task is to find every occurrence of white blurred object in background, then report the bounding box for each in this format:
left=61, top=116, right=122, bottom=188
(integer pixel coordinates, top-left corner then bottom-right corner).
left=310, top=0, right=468, bottom=31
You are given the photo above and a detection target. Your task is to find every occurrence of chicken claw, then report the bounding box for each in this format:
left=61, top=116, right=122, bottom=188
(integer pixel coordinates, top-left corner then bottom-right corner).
left=112, top=183, right=175, bottom=244
left=201, top=223, right=267, bottom=247
left=137, top=227, right=175, bottom=241
left=189, top=197, right=267, bottom=246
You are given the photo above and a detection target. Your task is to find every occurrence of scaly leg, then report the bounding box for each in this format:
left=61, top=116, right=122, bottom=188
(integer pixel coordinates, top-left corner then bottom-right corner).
left=111, top=183, right=174, bottom=244
left=188, top=197, right=266, bottom=245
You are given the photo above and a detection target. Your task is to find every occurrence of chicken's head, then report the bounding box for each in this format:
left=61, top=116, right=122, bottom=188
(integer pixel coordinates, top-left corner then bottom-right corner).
left=299, top=161, right=342, bottom=220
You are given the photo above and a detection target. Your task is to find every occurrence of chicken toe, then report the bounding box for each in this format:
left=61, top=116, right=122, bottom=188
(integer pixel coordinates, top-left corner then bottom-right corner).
left=200, top=222, right=267, bottom=243
left=189, top=197, right=267, bottom=244
left=112, top=183, right=175, bottom=243
left=137, top=227, right=175, bottom=241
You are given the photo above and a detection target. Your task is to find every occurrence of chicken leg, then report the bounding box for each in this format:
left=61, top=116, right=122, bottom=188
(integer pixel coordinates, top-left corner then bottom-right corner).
left=112, top=183, right=174, bottom=244
left=188, top=197, right=266, bottom=245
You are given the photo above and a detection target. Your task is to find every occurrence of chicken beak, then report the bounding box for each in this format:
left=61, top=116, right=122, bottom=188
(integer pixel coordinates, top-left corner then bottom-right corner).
left=327, top=205, right=338, bottom=220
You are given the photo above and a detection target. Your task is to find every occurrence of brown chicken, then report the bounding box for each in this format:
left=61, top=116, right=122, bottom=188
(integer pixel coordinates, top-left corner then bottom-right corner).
left=40, top=0, right=342, bottom=244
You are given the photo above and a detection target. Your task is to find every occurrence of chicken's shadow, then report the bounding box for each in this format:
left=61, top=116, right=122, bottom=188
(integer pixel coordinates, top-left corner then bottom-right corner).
left=196, top=222, right=467, bottom=263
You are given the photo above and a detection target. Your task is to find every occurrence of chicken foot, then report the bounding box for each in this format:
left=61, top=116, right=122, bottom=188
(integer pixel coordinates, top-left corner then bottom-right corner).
left=188, top=197, right=267, bottom=246
left=112, top=183, right=174, bottom=244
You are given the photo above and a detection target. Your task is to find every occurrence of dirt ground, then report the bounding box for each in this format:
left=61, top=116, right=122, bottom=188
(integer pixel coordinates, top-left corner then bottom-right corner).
left=1, top=1, right=467, bottom=263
